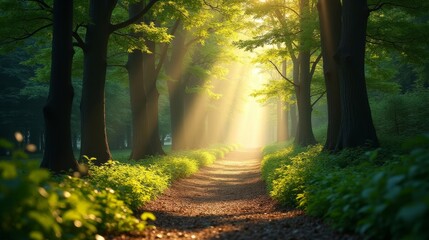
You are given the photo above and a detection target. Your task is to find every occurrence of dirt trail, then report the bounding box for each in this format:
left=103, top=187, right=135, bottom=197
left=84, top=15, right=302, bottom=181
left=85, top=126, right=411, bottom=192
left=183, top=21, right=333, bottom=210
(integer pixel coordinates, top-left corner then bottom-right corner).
left=113, top=149, right=357, bottom=240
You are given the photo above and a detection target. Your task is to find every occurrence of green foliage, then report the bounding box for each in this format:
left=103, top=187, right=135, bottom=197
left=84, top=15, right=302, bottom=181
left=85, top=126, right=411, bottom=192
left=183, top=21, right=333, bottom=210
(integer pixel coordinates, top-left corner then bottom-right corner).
left=262, top=135, right=429, bottom=239
left=86, top=145, right=237, bottom=210
left=87, top=159, right=169, bottom=210
left=0, top=138, right=235, bottom=239
left=0, top=160, right=149, bottom=240
left=371, top=90, right=429, bottom=137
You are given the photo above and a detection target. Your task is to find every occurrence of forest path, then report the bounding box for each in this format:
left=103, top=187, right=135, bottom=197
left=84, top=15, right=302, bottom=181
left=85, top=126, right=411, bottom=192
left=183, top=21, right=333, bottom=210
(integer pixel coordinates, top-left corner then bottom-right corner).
left=113, top=149, right=356, bottom=240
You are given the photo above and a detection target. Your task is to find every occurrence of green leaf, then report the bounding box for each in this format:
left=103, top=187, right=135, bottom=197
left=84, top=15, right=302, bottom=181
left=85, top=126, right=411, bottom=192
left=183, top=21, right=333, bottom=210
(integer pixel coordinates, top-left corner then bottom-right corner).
left=141, top=212, right=156, bottom=221
left=0, top=162, right=17, bottom=179
left=28, top=169, right=50, bottom=184
left=0, top=138, right=14, bottom=150
left=397, top=203, right=427, bottom=222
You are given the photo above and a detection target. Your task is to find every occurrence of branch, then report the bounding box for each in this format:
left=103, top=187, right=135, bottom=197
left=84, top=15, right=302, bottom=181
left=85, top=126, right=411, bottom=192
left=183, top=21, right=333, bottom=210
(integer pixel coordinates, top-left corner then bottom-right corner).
left=203, top=0, right=222, bottom=13
left=1, top=23, right=52, bottom=45
left=155, top=20, right=181, bottom=78
left=28, top=0, right=52, bottom=10
left=368, top=2, right=418, bottom=12
left=268, top=60, right=300, bottom=88
left=110, top=0, right=160, bottom=33
left=309, top=53, right=322, bottom=81
left=311, top=90, right=326, bottom=108
left=72, top=32, right=86, bottom=51
left=107, top=64, right=127, bottom=69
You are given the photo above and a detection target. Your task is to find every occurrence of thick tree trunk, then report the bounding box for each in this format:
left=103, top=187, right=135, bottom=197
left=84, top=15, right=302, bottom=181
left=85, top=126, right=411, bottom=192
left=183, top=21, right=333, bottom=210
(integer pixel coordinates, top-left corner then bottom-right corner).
left=336, top=0, right=379, bottom=149
left=128, top=46, right=150, bottom=159
left=166, top=26, right=188, bottom=151
left=80, top=0, right=116, bottom=164
left=295, top=51, right=317, bottom=146
left=317, top=0, right=342, bottom=151
left=127, top=3, right=164, bottom=159
left=143, top=40, right=165, bottom=155
left=41, top=0, right=78, bottom=172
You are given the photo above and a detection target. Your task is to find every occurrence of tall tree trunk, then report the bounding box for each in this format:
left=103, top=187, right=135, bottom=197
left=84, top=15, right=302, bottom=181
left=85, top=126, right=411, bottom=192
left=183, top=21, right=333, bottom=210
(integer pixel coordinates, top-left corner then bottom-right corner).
left=143, top=40, right=165, bottom=155
left=127, top=42, right=149, bottom=158
left=127, top=2, right=164, bottom=159
left=317, top=0, right=342, bottom=151
left=166, top=26, right=188, bottom=151
left=80, top=0, right=116, bottom=164
left=295, top=51, right=317, bottom=146
left=277, top=60, right=289, bottom=142
left=290, top=59, right=299, bottom=138
left=41, top=0, right=78, bottom=172
left=336, top=0, right=378, bottom=149
left=295, top=0, right=317, bottom=146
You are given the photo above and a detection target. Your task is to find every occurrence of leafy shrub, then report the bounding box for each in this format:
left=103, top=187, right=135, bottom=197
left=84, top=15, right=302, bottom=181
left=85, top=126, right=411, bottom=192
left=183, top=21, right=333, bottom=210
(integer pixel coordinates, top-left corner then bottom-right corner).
left=0, top=160, right=151, bottom=240
left=87, top=145, right=235, bottom=210
left=372, top=90, right=429, bottom=137
left=0, top=142, right=235, bottom=239
left=262, top=135, right=429, bottom=239
left=87, top=159, right=170, bottom=210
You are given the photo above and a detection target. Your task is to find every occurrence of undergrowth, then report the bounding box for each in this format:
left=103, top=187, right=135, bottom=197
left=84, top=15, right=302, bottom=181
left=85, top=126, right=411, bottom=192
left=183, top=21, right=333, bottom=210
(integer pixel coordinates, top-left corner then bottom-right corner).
left=261, top=135, right=429, bottom=239
left=0, top=140, right=237, bottom=240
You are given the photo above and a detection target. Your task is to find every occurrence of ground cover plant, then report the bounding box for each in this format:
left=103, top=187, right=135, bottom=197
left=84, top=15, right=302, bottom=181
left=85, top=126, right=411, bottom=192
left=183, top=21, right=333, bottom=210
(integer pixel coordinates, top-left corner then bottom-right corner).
left=0, top=140, right=237, bottom=240
left=261, top=135, right=429, bottom=239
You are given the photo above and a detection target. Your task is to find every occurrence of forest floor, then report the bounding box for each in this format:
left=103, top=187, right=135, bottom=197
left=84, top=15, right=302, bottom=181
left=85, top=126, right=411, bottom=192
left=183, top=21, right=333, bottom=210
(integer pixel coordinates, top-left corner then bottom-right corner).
left=111, top=149, right=359, bottom=240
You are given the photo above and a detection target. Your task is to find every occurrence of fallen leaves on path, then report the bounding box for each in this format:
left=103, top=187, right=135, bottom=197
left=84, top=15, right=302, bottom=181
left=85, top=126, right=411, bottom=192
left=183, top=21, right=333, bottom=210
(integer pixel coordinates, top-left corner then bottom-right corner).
left=110, top=149, right=358, bottom=240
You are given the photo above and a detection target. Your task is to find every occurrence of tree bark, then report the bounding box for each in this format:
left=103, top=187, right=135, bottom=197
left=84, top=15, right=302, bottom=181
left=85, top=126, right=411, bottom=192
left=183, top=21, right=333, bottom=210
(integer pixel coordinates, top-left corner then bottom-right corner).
left=290, top=59, right=299, bottom=138
left=80, top=0, right=116, bottom=164
left=277, top=60, right=289, bottom=142
left=128, top=43, right=150, bottom=159
left=295, top=0, right=317, bottom=146
left=127, top=2, right=164, bottom=159
left=41, top=0, right=78, bottom=172
left=295, top=51, right=317, bottom=146
left=317, top=0, right=342, bottom=151
left=143, top=40, right=165, bottom=155
left=336, top=0, right=379, bottom=149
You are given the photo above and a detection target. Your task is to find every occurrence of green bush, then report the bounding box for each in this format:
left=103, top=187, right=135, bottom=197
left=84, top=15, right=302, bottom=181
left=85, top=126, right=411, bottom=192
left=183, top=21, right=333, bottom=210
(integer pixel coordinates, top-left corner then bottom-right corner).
left=87, top=159, right=170, bottom=210
left=372, top=90, right=429, bottom=137
left=262, top=135, right=429, bottom=239
left=86, top=145, right=236, bottom=210
left=0, top=143, right=236, bottom=239
left=0, top=160, right=151, bottom=240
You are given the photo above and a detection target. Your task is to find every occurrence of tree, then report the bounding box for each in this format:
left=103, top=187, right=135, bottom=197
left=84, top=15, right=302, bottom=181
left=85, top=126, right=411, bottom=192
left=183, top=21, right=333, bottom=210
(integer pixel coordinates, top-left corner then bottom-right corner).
left=317, top=0, right=341, bottom=151
left=40, top=0, right=79, bottom=171
left=164, top=0, right=244, bottom=150
left=127, top=1, right=166, bottom=159
left=240, top=0, right=321, bottom=146
left=277, top=60, right=289, bottom=142
left=79, top=0, right=159, bottom=164
left=334, top=0, right=379, bottom=149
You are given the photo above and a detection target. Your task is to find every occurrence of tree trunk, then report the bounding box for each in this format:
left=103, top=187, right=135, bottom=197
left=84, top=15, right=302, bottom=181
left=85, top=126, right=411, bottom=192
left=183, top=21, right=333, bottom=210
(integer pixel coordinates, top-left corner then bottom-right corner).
left=128, top=43, right=150, bottom=159
left=317, top=0, right=342, bottom=151
left=277, top=60, right=289, bottom=142
left=80, top=0, right=116, bottom=164
left=290, top=59, right=299, bottom=138
left=166, top=26, right=188, bottom=151
left=294, top=0, right=317, bottom=146
left=40, top=0, right=78, bottom=172
left=143, top=40, right=165, bottom=155
left=295, top=51, right=317, bottom=146
left=127, top=2, right=164, bottom=159
left=336, top=0, right=379, bottom=149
